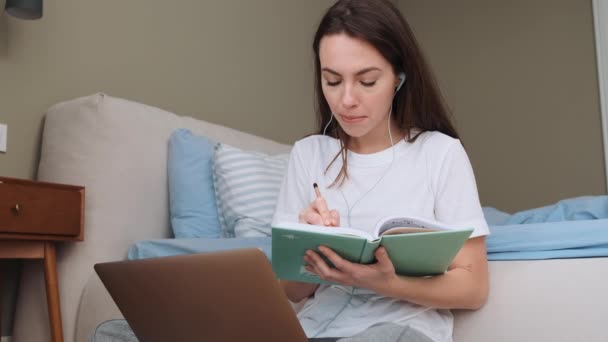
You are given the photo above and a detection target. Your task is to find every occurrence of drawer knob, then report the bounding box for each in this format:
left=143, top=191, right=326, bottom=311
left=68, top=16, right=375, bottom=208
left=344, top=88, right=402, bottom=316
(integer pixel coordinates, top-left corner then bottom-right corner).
left=12, top=204, right=20, bottom=215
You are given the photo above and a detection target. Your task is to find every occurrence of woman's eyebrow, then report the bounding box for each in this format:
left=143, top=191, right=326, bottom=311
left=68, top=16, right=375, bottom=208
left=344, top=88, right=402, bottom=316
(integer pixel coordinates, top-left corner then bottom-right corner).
left=321, top=67, right=381, bottom=76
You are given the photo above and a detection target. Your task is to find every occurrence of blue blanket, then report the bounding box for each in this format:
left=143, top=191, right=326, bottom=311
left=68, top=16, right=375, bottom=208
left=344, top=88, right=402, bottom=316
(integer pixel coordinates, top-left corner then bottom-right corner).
left=483, top=196, right=608, bottom=260
left=128, top=237, right=272, bottom=260
left=486, top=218, right=608, bottom=260
left=128, top=196, right=608, bottom=262
left=499, top=195, right=608, bottom=224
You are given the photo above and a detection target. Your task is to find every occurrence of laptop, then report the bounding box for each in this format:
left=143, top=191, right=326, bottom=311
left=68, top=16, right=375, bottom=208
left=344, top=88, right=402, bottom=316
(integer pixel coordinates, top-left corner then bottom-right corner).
left=94, top=248, right=309, bottom=342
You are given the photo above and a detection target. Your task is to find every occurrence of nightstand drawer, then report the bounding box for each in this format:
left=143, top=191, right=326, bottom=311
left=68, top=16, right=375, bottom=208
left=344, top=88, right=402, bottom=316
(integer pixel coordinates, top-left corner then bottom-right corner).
left=0, top=178, right=84, bottom=237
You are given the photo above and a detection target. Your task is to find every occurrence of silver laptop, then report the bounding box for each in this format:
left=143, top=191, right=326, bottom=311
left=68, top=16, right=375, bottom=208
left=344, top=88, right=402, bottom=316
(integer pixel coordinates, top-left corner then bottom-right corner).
left=94, top=248, right=308, bottom=342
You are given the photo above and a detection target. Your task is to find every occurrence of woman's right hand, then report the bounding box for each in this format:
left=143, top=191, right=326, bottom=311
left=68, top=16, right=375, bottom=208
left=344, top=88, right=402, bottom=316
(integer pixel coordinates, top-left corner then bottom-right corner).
left=284, top=189, right=338, bottom=302
left=298, top=196, right=340, bottom=227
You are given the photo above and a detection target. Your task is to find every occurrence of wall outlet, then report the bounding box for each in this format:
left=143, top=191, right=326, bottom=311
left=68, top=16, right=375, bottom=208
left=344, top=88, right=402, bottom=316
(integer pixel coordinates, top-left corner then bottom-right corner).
left=0, top=123, right=6, bottom=153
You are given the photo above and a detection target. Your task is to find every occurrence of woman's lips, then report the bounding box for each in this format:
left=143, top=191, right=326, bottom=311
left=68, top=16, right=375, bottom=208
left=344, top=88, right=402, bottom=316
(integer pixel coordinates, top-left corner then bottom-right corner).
left=339, top=114, right=366, bottom=123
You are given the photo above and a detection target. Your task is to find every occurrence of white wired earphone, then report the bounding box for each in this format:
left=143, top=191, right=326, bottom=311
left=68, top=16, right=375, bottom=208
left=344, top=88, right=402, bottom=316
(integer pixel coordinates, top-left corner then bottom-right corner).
left=312, top=72, right=409, bottom=338
left=323, top=71, right=406, bottom=227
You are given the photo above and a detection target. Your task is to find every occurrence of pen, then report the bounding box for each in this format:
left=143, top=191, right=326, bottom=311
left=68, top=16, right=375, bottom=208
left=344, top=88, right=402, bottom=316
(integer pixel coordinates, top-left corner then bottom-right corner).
left=313, top=182, right=322, bottom=198
left=313, top=182, right=333, bottom=226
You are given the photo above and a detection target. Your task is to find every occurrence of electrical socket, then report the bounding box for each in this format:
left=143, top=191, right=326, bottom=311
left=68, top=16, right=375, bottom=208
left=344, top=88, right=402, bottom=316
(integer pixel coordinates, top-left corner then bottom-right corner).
left=0, top=123, right=7, bottom=153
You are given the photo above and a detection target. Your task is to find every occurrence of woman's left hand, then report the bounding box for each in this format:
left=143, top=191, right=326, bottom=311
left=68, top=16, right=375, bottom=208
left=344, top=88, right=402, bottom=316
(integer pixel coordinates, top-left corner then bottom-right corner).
left=304, top=246, right=397, bottom=291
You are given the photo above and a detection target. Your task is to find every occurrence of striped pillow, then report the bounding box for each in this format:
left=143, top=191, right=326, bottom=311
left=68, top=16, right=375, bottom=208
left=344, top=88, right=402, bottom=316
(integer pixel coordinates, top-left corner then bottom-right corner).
left=212, top=143, right=290, bottom=237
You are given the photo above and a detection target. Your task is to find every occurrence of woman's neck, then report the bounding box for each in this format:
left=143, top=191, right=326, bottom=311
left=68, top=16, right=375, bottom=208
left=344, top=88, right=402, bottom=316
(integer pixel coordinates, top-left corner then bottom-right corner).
left=348, top=125, right=404, bottom=154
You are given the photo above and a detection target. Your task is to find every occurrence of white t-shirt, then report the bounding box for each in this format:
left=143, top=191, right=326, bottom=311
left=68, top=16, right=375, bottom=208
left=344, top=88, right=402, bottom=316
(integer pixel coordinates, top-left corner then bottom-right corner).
left=272, top=132, right=489, bottom=342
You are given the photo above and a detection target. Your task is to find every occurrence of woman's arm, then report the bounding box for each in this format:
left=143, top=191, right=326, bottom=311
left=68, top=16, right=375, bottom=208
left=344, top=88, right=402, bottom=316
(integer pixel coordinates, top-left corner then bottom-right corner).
left=280, top=280, right=320, bottom=303
left=305, top=236, right=489, bottom=310
left=379, top=236, right=489, bottom=310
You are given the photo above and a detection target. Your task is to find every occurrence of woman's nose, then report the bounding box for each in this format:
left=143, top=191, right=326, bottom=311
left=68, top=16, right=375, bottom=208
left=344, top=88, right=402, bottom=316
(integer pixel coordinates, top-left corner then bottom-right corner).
left=340, top=84, right=358, bottom=108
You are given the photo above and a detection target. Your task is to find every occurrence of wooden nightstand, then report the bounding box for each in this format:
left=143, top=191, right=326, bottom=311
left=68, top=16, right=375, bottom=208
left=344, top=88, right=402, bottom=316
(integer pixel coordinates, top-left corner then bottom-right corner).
left=0, top=176, right=84, bottom=342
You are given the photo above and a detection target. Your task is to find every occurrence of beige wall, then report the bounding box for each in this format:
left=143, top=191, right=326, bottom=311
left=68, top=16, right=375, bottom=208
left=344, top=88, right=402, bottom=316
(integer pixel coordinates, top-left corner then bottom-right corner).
left=399, top=0, right=606, bottom=212
left=0, top=0, right=333, bottom=180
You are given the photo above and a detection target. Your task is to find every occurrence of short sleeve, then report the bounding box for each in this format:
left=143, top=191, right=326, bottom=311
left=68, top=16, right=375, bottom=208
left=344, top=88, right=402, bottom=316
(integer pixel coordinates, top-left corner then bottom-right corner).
left=272, top=141, right=311, bottom=225
left=434, top=140, right=489, bottom=238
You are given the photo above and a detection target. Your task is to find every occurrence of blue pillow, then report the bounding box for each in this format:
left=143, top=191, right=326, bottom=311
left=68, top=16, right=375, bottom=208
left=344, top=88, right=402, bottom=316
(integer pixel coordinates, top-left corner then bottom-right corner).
left=168, top=129, right=222, bottom=238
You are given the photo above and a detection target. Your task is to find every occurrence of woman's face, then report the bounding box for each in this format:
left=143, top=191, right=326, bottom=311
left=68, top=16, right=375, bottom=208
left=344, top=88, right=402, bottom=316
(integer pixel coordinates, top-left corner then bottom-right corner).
left=319, top=33, right=400, bottom=150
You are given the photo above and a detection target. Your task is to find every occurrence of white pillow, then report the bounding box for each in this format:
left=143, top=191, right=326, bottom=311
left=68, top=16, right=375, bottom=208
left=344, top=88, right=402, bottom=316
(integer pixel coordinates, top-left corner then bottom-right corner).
left=213, top=143, right=290, bottom=237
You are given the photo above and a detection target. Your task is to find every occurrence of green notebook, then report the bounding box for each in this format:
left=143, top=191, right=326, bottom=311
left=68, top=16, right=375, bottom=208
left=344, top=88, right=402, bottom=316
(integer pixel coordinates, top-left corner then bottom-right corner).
left=271, top=216, right=474, bottom=285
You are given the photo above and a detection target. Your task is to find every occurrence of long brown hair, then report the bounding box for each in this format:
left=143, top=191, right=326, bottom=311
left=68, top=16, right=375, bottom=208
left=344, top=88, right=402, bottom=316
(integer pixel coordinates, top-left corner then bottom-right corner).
left=313, top=0, right=459, bottom=187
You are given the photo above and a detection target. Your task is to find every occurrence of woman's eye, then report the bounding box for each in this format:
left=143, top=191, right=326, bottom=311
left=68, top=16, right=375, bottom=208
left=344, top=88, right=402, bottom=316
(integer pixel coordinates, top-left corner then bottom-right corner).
left=324, top=80, right=376, bottom=87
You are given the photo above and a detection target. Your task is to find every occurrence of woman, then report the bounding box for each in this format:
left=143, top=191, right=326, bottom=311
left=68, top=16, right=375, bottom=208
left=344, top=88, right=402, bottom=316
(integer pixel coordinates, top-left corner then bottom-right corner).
left=272, top=1, right=489, bottom=341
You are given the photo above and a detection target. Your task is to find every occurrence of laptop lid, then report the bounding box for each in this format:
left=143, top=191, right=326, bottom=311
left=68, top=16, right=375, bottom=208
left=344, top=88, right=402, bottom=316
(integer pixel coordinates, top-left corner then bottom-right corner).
left=94, top=248, right=308, bottom=342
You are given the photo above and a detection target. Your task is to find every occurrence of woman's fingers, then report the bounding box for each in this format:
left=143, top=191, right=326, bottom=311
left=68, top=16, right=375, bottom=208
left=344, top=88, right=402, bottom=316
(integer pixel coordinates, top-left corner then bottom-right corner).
left=329, top=209, right=340, bottom=227
left=312, top=198, right=341, bottom=227
left=305, top=250, right=332, bottom=276
left=311, top=197, right=332, bottom=226
left=299, top=210, right=324, bottom=226
left=298, top=199, right=341, bottom=227
left=305, top=248, right=345, bottom=283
